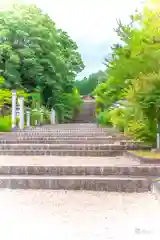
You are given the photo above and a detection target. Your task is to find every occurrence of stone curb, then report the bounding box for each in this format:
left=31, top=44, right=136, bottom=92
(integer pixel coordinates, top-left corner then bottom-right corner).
left=0, top=175, right=150, bottom=192
left=125, top=151, right=160, bottom=164
left=0, top=144, right=150, bottom=151
left=0, top=165, right=160, bottom=176
left=0, top=150, right=124, bottom=156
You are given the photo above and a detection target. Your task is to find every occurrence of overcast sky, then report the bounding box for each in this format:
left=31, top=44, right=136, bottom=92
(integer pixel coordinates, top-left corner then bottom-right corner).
left=2, top=0, right=144, bottom=78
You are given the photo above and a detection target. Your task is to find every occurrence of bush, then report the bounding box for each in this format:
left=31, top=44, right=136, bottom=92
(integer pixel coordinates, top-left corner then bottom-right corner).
left=30, top=108, right=41, bottom=126
left=0, top=115, right=12, bottom=132
left=107, top=106, right=156, bottom=144
left=16, top=116, right=20, bottom=126
left=30, top=106, right=51, bottom=126
left=126, top=119, right=156, bottom=144
left=108, top=108, right=126, bottom=132
left=39, top=106, right=51, bottom=124
left=55, top=89, right=82, bottom=123
left=97, top=111, right=111, bottom=126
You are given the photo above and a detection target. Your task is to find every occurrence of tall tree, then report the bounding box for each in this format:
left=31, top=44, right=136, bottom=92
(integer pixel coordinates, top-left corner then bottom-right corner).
left=76, top=70, right=106, bottom=95
left=0, top=4, right=84, bottom=122
left=95, top=4, right=160, bottom=143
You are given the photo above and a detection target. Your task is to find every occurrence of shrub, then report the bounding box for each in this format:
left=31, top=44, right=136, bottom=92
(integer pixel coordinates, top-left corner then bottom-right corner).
left=0, top=115, right=12, bottom=132
left=108, top=108, right=126, bottom=132
left=30, top=108, right=41, bottom=126
left=30, top=106, right=51, bottom=125
left=16, top=116, right=20, bottom=126
left=127, top=119, right=156, bottom=144
left=55, top=88, right=82, bottom=123
left=97, top=111, right=111, bottom=126
left=39, top=106, right=51, bottom=124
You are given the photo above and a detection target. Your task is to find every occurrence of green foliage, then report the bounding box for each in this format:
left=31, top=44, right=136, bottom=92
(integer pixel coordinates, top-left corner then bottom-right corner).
left=76, top=71, right=106, bottom=95
left=0, top=4, right=84, bottom=122
left=16, top=116, right=20, bottom=126
left=97, top=111, right=111, bottom=126
left=30, top=106, right=52, bottom=126
left=108, top=108, right=126, bottom=132
left=39, top=106, right=51, bottom=124
left=0, top=76, right=30, bottom=117
left=30, top=108, right=41, bottom=126
left=55, top=88, right=82, bottom=123
left=0, top=115, right=11, bottom=132
left=127, top=119, right=156, bottom=144
left=95, top=5, right=160, bottom=144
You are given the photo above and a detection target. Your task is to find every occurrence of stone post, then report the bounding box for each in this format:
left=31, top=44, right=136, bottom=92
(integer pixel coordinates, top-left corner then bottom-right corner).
left=12, top=90, right=17, bottom=130
left=26, top=108, right=30, bottom=128
left=157, top=122, right=160, bottom=149
left=19, top=96, right=24, bottom=130
left=51, top=108, right=56, bottom=124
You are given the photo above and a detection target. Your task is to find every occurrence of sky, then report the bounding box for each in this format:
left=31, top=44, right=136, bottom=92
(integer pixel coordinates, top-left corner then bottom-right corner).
left=1, top=0, right=144, bottom=78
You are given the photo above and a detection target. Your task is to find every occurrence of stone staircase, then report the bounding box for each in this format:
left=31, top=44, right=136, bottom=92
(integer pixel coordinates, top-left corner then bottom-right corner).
left=0, top=123, right=157, bottom=192
left=74, top=100, right=96, bottom=123
left=0, top=124, right=149, bottom=156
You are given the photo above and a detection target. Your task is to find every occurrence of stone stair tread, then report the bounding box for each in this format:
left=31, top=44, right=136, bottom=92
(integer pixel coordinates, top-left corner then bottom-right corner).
left=0, top=164, right=159, bottom=168
left=0, top=138, right=125, bottom=142
left=0, top=150, right=124, bottom=157
left=0, top=175, right=151, bottom=180
left=0, top=136, right=118, bottom=139
left=0, top=163, right=159, bottom=176
left=0, top=141, right=121, bottom=144
left=0, top=156, right=139, bottom=166
left=0, top=149, right=124, bottom=153
left=0, top=175, right=150, bottom=191
left=0, top=143, right=122, bottom=146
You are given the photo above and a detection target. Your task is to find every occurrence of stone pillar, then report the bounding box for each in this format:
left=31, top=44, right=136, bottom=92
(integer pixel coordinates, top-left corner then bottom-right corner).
left=12, top=90, right=17, bottom=130
left=51, top=109, right=56, bottom=124
left=26, top=109, right=30, bottom=128
left=19, top=96, right=24, bottom=130
left=157, top=122, right=160, bottom=149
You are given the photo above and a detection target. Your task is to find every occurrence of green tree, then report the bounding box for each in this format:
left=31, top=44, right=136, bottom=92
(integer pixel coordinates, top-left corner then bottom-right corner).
left=0, top=4, right=84, bottom=122
left=76, top=70, right=106, bottom=95
left=95, top=5, right=160, bottom=144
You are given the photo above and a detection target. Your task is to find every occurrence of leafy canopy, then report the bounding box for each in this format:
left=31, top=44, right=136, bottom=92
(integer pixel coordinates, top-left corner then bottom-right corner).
left=0, top=4, right=84, bottom=122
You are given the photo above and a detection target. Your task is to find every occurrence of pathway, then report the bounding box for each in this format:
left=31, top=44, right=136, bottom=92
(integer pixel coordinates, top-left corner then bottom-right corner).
left=0, top=190, right=159, bottom=240
left=0, top=123, right=159, bottom=239
left=0, top=155, right=139, bottom=166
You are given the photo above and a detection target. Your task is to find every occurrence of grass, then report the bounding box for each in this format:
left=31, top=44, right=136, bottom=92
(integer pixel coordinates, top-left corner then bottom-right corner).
left=130, top=151, right=160, bottom=159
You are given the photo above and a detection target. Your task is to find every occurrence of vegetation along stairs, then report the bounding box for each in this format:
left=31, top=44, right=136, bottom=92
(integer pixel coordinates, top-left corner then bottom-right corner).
left=0, top=123, right=158, bottom=193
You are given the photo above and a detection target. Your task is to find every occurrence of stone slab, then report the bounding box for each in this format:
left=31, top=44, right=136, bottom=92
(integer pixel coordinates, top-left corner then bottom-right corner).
left=0, top=165, right=160, bottom=176
left=0, top=175, right=151, bottom=192
left=0, top=149, right=124, bottom=156
left=0, top=156, right=140, bottom=166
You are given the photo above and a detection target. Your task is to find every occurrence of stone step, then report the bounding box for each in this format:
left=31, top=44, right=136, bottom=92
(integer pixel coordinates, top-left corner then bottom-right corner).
left=0, top=175, right=151, bottom=192
left=13, top=129, right=120, bottom=133
left=16, top=126, right=110, bottom=130
left=0, top=165, right=159, bottom=177
left=0, top=143, right=143, bottom=151
left=12, top=133, right=108, bottom=137
left=34, top=125, right=104, bottom=129
left=18, top=124, right=117, bottom=131
left=0, top=136, right=127, bottom=142
left=0, top=139, right=132, bottom=144
left=15, top=131, right=117, bottom=135
left=16, top=128, right=110, bottom=132
left=0, top=149, right=123, bottom=156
